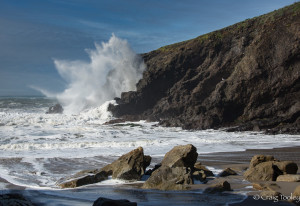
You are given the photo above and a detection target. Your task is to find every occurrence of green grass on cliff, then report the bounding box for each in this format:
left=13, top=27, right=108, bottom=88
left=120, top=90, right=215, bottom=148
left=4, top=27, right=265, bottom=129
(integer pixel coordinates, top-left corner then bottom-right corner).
left=157, top=2, right=300, bottom=53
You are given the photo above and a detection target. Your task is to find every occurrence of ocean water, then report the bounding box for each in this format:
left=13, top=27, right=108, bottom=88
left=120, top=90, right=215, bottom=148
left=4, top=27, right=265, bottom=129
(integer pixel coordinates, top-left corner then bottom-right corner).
left=1, top=97, right=300, bottom=205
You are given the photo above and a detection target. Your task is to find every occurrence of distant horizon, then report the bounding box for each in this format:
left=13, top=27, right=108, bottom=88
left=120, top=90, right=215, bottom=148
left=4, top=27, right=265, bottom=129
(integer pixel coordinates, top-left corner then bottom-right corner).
left=0, top=0, right=298, bottom=96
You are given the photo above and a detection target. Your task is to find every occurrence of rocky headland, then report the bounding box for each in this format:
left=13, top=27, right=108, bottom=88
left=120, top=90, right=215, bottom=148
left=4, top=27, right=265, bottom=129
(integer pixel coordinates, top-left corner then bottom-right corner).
left=108, top=2, right=300, bottom=134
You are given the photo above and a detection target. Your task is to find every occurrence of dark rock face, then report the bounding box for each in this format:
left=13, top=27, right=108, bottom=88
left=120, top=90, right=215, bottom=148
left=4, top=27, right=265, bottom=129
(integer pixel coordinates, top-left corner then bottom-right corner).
left=93, top=197, right=137, bottom=206
left=46, top=104, right=63, bottom=114
left=108, top=3, right=300, bottom=133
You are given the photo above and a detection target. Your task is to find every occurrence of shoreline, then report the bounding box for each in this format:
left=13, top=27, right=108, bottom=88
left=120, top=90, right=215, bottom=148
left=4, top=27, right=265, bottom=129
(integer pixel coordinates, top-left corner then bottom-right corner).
left=1, top=146, right=300, bottom=205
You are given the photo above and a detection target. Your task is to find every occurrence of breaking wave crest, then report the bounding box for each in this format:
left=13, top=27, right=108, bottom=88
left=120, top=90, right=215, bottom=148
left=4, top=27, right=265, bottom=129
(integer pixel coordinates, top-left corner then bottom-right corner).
left=36, top=34, right=145, bottom=114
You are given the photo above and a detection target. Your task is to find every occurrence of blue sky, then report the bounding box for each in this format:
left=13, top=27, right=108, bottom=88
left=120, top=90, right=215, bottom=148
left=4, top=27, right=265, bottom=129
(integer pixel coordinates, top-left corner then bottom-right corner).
left=0, top=0, right=298, bottom=96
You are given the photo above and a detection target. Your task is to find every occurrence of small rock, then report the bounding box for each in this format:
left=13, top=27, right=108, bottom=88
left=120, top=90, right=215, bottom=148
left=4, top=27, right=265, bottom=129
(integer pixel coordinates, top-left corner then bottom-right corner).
left=252, top=183, right=265, bottom=190
left=218, top=168, right=237, bottom=177
left=93, top=197, right=137, bottom=206
left=161, top=144, right=198, bottom=168
left=277, top=174, right=300, bottom=182
left=203, top=181, right=232, bottom=193
left=46, top=104, right=63, bottom=114
left=194, top=162, right=214, bottom=177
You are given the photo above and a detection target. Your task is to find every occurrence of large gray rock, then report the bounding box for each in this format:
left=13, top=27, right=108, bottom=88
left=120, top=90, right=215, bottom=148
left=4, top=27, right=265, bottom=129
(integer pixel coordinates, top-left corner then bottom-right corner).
left=161, top=144, right=198, bottom=168
left=93, top=197, right=137, bottom=206
left=142, top=166, right=193, bottom=190
left=101, top=147, right=151, bottom=180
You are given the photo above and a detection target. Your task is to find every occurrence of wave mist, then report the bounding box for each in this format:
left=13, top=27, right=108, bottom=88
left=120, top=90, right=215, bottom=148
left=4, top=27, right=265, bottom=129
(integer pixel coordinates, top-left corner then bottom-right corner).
left=47, top=34, right=145, bottom=114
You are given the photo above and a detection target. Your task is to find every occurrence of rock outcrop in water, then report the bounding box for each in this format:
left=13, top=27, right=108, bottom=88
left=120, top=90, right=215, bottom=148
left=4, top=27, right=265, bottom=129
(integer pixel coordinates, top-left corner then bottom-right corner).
left=58, top=147, right=151, bottom=188
left=108, top=3, right=300, bottom=134
left=46, top=104, right=63, bottom=114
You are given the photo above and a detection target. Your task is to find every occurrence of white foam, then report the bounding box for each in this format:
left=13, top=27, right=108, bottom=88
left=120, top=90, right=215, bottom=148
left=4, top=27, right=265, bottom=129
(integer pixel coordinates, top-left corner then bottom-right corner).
left=34, top=34, right=145, bottom=114
left=1, top=99, right=300, bottom=189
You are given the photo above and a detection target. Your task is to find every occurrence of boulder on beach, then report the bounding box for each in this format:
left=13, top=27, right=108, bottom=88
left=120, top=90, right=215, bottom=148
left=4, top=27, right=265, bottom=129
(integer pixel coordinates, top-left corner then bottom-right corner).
left=59, top=147, right=151, bottom=188
left=93, top=197, right=137, bottom=206
left=142, top=166, right=193, bottom=190
left=203, top=181, right=232, bottom=194
left=101, top=147, right=151, bottom=180
left=46, top=104, right=63, bottom=114
left=161, top=144, right=198, bottom=168
left=143, top=144, right=198, bottom=190
left=244, top=155, right=298, bottom=181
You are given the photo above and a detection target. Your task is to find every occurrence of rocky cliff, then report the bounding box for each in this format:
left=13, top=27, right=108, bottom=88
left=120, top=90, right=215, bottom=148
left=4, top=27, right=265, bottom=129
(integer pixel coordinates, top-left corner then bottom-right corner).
left=108, top=3, right=300, bottom=134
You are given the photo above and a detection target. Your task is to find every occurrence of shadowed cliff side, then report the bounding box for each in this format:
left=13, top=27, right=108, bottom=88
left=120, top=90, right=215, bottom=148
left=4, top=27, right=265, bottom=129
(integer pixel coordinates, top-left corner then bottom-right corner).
left=108, top=3, right=300, bottom=134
